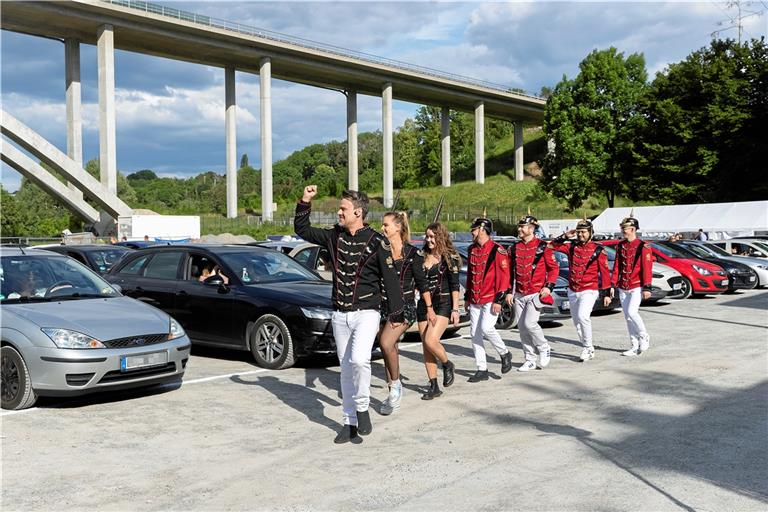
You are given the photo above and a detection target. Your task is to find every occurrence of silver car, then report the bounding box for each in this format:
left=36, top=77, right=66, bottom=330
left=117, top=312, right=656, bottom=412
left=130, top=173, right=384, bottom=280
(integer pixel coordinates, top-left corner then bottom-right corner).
left=1, top=248, right=190, bottom=410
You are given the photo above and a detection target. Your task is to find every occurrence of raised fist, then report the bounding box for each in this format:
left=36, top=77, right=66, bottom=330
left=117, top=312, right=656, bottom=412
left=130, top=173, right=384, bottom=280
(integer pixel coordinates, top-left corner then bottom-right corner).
left=302, top=185, right=318, bottom=203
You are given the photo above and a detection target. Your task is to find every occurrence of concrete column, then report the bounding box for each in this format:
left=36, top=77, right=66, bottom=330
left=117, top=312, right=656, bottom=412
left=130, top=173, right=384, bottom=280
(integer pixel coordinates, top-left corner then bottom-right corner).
left=65, top=39, right=83, bottom=200
left=260, top=57, right=273, bottom=221
left=514, top=121, right=524, bottom=181
left=441, top=107, right=450, bottom=187
left=346, top=90, right=358, bottom=191
left=97, top=25, right=116, bottom=194
left=382, top=82, right=393, bottom=208
left=474, top=101, right=485, bottom=184
left=225, top=67, right=237, bottom=219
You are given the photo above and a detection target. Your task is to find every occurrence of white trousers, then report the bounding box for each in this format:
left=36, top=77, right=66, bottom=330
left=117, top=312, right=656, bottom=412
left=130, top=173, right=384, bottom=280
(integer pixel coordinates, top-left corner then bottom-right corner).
left=514, top=293, right=551, bottom=362
left=567, top=289, right=599, bottom=348
left=331, top=310, right=380, bottom=426
left=618, top=288, right=649, bottom=348
left=469, top=303, right=508, bottom=371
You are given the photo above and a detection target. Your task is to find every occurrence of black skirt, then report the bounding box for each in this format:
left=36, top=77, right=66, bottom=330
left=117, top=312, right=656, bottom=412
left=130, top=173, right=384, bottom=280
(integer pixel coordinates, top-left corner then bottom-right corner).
left=416, top=297, right=452, bottom=322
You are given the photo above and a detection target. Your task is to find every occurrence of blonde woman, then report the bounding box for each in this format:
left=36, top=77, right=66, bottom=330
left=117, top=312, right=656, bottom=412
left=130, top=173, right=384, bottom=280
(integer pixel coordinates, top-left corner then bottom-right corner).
left=378, top=211, right=428, bottom=415
left=417, top=222, right=460, bottom=400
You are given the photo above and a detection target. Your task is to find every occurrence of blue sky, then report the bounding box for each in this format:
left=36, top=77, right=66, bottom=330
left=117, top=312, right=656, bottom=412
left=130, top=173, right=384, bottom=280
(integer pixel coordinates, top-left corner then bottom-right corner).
left=2, top=1, right=766, bottom=192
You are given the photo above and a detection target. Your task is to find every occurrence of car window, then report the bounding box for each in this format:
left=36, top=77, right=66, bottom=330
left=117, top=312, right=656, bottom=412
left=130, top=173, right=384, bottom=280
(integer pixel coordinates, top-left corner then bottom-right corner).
left=219, top=250, right=319, bottom=284
left=66, top=252, right=89, bottom=265
left=317, top=248, right=332, bottom=272
left=293, top=248, right=314, bottom=267
left=86, top=249, right=129, bottom=274
left=680, top=243, right=711, bottom=259
left=143, top=252, right=183, bottom=279
left=652, top=243, right=685, bottom=258
left=704, top=243, right=731, bottom=257
left=117, top=254, right=151, bottom=275
left=1, top=255, right=119, bottom=302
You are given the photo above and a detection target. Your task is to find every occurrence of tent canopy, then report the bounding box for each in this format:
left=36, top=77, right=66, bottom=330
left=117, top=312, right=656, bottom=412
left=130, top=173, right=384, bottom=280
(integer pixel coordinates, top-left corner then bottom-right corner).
left=591, top=201, right=768, bottom=236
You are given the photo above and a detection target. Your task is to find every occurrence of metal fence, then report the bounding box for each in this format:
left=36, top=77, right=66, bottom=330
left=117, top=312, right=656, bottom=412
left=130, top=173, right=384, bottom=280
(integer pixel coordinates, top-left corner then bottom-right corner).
left=102, top=0, right=541, bottom=99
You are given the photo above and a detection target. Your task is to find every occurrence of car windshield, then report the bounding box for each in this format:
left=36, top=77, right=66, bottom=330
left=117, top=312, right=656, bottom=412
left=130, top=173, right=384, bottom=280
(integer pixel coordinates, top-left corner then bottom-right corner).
left=679, top=243, right=715, bottom=259
left=652, top=243, right=687, bottom=258
left=703, top=243, right=732, bottom=257
left=219, top=250, right=320, bottom=284
left=553, top=251, right=569, bottom=268
left=752, top=242, right=768, bottom=254
left=1, top=254, right=120, bottom=303
left=86, top=248, right=130, bottom=274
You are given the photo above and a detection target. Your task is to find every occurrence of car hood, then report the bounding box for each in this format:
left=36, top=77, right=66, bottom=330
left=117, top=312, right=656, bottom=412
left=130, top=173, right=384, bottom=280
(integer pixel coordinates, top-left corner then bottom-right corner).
left=248, top=280, right=333, bottom=307
left=5, top=296, right=171, bottom=340
left=723, top=255, right=768, bottom=268
left=654, top=263, right=681, bottom=277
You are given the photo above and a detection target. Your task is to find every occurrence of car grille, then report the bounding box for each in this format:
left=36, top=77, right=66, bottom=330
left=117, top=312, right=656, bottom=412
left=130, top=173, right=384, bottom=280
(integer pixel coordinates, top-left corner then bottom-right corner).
left=102, top=333, right=168, bottom=348
left=66, top=373, right=95, bottom=386
left=98, top=362, right=177, bottom=383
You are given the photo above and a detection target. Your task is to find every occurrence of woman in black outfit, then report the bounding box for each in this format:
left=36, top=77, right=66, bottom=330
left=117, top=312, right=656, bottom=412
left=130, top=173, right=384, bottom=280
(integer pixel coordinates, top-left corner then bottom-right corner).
left=378, top=211, right=428, bottom=415
left=417, top=222, right=460, bottom=400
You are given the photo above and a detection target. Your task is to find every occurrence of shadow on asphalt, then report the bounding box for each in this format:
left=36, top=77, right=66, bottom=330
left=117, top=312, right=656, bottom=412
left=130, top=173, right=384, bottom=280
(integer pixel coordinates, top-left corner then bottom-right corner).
left=717, top=290, right=768, bottom=311
left=230, top=374, right=342, bottom=432
left=470, top=374, right=768, bottom=508
left=33, top=378, right=182, bottom=409
left=642, top=308, right=768, bottom=330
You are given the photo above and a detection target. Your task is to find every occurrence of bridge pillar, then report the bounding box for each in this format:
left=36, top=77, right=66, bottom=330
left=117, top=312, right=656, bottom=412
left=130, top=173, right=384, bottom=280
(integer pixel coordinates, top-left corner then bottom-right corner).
left=514, top=121, right=524, bottom=181
left=382, top=82, right=393, bottom=208
left=441, top=107, right=450, bottom=187
left=225, top=67, right=237, bottom=219
left=475, top=101, right=484, bottom=184
left=260, top=57, right=273, bottom=221
left=346, top=90, right=358, bottom=191
left=97, top=24, right=116, bottom=195
left=65, top=39, right=83, bottom=200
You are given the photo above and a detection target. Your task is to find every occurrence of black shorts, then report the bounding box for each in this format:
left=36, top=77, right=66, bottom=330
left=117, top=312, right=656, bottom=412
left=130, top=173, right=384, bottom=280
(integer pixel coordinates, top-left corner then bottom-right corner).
left=416, top=298, right=452, bottom=322
left=381, top=301, right=417, bottom=326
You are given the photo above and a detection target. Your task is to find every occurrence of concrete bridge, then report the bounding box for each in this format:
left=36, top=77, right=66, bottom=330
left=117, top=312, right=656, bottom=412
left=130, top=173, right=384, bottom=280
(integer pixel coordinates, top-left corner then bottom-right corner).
left=1, top=0, right=545, bottom=224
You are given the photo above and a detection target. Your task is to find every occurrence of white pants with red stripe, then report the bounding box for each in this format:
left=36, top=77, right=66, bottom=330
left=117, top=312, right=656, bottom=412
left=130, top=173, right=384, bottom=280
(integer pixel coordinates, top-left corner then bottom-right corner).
left=618, top=287, right=649, bottom=349
left=567, top=289, right=599, bottom=348
left=469, top=303, right=508, bottom=371
left=514, top=292, right=551, bottom=363
left=331, top=310, right=380, bottom=426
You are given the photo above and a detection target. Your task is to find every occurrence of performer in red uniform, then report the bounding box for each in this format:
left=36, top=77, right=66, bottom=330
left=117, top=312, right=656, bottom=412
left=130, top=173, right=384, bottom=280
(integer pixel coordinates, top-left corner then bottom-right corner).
left=611, top=211, right=653, bottom=356
left=549, top=217, right=612, bottom=362
left=464, top=216, right=513, bottom=382
left=505, top=213, right=559, bottom=372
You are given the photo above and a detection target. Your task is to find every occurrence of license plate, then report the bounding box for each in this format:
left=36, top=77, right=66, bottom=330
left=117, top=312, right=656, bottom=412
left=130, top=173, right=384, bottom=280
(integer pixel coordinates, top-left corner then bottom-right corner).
left=749, top=276, right=756, bottom=281
left=672, top=283, right=682, bottom=290
left=561, top=301, right=570, bottom=311
left=721, top=279, right=729, bottom=286
left=121, top=351, right=168, bottom=371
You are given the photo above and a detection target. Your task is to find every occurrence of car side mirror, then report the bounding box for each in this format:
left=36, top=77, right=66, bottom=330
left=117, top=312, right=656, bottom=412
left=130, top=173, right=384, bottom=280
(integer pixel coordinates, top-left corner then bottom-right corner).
left=203, top=275, right=224, bottom=286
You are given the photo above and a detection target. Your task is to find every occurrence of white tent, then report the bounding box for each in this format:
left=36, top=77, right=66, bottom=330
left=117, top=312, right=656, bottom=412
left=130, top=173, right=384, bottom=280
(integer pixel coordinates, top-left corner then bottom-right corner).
left=591, top=201, right=768, bottom=239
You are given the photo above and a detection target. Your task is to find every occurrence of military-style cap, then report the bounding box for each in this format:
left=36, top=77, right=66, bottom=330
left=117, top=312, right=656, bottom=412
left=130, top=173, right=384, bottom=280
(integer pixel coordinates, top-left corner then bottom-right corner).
left=576, top=213, right=594, bottom=232
left=620, top=209, right=640, bottom=229
left=471, top=217, right=493, bottom=235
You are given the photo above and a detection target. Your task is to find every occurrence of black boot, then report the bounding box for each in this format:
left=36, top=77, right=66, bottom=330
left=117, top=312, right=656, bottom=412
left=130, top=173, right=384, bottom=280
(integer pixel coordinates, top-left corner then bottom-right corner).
left=356, top=409, right=372, bottom=436
left=468, top=369, right=489, bottom=383
left=334, top=425, right=362, bottom=444
left=421, top=378, right=443, bottom=400
left=501, top=351, right=513, bottom=374
left=442, top=360, right=455, bottom=387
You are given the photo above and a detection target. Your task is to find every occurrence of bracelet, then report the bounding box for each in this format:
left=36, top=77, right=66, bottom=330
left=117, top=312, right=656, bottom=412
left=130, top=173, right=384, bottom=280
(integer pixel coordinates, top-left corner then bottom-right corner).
left=451, top=309, right=459, bottom=313
left=426, top=304, right=433, bottom=309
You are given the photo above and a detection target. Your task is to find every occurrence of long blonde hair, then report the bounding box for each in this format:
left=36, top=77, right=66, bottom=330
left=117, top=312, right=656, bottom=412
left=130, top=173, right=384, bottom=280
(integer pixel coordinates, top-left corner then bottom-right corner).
left=425, top=222, right=461, bottom=268
left=383, top=211, right=411, bottom=245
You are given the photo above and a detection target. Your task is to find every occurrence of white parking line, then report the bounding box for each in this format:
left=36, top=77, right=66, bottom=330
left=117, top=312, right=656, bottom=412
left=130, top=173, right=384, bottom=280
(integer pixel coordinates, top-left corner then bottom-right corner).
left=1, top=343, right=426, bottom=417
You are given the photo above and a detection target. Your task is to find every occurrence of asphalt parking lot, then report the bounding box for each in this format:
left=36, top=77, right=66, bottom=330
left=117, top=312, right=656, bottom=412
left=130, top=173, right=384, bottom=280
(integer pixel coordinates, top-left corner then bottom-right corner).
left=3, top=289, right=767, bottom=511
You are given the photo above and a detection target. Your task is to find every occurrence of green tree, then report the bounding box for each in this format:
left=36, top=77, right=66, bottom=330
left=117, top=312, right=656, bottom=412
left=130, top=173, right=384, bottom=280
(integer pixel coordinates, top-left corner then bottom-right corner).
left=629, top=38, right=768, bottom=203
left=239, top=153, right=249, bottom=169
left=541, top=47, right=648, bottom=209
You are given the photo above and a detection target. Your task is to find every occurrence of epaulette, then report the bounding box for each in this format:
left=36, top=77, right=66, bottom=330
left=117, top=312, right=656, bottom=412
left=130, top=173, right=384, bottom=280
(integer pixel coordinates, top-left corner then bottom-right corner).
left=497, top=246, right=508, bottom=255
left=380, top=237, right=392, bottom=251
left=417, top=249, right=426, bottom=257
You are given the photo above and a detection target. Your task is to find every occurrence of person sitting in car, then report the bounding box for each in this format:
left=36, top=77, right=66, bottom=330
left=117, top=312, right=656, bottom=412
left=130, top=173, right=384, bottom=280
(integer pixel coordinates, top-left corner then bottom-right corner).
left=198, top=262, right=229, bottom=285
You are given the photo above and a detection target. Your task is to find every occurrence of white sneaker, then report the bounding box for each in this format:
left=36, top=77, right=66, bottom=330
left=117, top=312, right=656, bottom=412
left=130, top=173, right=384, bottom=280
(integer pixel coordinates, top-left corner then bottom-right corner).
left=517, top=360, right=537, bottom=372
left=621, top=347, right=638, bottom=357
left=639, top=336, right=650, bottom=353
left=579, top=347, right=595, bottom=362
left=538, top=346, right=551, bottom=368
left=380, top=385, right=402, bottom=415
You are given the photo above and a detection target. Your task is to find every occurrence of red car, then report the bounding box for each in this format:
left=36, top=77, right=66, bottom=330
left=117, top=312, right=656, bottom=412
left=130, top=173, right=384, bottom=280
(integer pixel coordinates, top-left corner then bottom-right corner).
left=599, top=240, right=728, bottom=298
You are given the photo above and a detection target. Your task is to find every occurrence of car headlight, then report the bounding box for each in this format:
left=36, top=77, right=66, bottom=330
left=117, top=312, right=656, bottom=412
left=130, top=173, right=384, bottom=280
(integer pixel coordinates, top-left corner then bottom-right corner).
left=300, top=306, right=333, bottom=320
left=42, top=328, right=105, bottom=349
left=692, top=265, right=712, bottom=275
left=168, top=318, right=186, bottom=340
left=728, top=268, right=738, bottom=274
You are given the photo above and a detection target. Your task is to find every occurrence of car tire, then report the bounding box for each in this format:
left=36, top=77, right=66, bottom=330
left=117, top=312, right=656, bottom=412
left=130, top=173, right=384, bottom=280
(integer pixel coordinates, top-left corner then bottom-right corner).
left=1, top=345, right=38, bottom=410
left=496, top=302, right=518, bottom=329
left=249, top=314, right=296, bottom=370
left=673, top=277, right=693, bottom=300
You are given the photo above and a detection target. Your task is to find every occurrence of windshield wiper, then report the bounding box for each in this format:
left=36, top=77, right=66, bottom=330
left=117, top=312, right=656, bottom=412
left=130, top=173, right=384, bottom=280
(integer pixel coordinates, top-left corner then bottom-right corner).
left=54, top=293, right=114, bottom=300
left=3, top=296, right=52, bottom=303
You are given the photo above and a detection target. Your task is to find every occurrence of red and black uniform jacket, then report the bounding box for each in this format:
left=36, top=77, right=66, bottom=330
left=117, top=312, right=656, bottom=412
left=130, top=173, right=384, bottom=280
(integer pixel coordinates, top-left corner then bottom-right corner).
left=611, top=238, right=653, bottom=291
left=507, top=237, right=559, bottom=296
left=294, top=200, right=404, bottom=323
left=465, top=240, right=510, bottom=305
left=550, top=237, right=611, bottom=296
